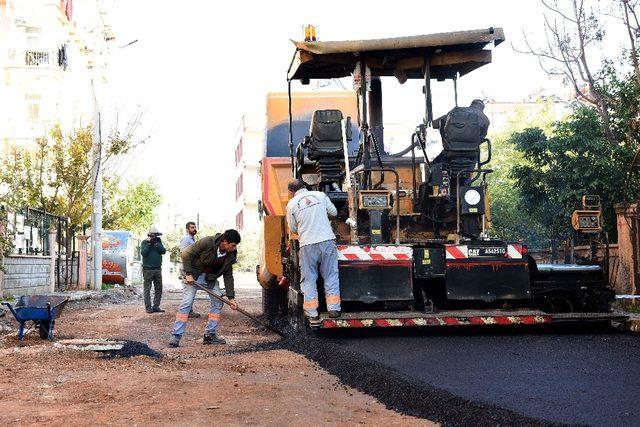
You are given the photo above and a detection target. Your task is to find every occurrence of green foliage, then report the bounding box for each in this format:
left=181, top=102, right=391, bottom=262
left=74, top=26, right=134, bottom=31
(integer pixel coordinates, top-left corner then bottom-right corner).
left=486, top=100, right=559, bottom=247
left=164, top=223, right=227, bottom=264
left=614, top=300, right=640, bottom=314
left=163, top=224, right=192, bottom=264
left=488, top=53, right=640, bottom=250
left=0, top=125, right=97, bottom=255
left=599, top=58, right=640, bottom=191
left=510, top=107, right=635, bottom=242
left=163, top=223, right=259, bottom=272
left=234, top=229, right=261, bottom=273
left=0, top=122, right=149, bottom=243
left=0, top=206, right=11, bottom=272
left=103, top=179, right=162, bottom=236
left=600, top=57, right=640, bottom=142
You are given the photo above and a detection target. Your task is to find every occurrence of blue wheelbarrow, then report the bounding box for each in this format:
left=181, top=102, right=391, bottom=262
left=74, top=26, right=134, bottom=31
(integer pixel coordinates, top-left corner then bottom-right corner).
left=2, top=295, right=69, bottom=340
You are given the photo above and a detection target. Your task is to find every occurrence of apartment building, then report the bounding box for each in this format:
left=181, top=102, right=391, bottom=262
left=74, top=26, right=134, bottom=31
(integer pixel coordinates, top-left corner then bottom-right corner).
left=0, top=0, right=114, bottom=152
left=233, top=115, right=264, bottom=233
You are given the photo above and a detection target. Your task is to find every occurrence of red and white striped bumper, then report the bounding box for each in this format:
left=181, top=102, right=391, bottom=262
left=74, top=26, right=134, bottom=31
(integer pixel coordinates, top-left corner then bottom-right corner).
left=337, top=245, right=413, bottom=262
left=321, top=313, right=552, bottom=328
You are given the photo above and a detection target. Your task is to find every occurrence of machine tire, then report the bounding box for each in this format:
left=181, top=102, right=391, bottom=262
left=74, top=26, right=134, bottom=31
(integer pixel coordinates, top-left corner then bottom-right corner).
left=262, top=287, right=287, bottom=320
left=38, top=321, right=51, bottom=339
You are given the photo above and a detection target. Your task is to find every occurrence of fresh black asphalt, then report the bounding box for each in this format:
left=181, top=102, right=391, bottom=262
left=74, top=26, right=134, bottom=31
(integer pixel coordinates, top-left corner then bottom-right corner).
left=327, top=323, right=640, bottom=426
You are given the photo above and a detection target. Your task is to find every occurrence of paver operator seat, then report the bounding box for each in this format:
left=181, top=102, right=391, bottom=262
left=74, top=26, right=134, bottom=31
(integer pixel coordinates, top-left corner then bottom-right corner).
left=297, top=109, right=346, bottom=192
left=438, top=99, right=490, bottom=176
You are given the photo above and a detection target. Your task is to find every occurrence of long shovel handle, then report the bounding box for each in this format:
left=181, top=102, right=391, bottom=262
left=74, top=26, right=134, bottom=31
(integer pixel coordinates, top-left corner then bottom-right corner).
left=190, top=282, right=285, bottom=337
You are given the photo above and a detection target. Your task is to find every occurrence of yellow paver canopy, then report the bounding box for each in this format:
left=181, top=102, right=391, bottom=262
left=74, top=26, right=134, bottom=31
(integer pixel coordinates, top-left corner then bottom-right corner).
left=288, top=27, right=505, bottom=81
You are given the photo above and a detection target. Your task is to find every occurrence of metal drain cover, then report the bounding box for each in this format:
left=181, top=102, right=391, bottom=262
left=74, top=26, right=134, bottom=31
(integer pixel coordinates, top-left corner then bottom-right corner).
left=55, top=339, right=126, bottom=352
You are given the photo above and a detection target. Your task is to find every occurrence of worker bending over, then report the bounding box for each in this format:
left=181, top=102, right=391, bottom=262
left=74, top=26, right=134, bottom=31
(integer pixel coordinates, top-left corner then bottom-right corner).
left=168, top=229, right=240, bottom=347
left=286, top=179, right=341, bottom=321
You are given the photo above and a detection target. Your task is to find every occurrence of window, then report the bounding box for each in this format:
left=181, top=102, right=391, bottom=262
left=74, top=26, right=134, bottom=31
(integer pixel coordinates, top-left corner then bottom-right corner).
left=25, top=51, right=49, bottom=66
left=26, top=94, right=40, bottom=122
left=235, top=173, right=244, bottom=200
left=26, top=27, right=41, bottom=44
left=24, top=28, right=49, bottom=66
left=235, top=137, right=243, bottom=166
left=236, top=211, right=244, bottom=231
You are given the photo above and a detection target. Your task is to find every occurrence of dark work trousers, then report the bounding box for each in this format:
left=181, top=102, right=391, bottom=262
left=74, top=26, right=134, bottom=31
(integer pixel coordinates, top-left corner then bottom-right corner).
left=143, top=268, right=163, bottom=310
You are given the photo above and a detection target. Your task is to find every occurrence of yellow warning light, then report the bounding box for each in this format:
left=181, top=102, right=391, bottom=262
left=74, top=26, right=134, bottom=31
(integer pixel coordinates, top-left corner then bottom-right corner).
left=304, top=24, right=317, bottom=42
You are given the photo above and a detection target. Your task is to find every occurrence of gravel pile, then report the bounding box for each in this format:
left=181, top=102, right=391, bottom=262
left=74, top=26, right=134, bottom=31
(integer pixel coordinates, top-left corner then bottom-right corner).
left=66, top=287, right=139, bottom=309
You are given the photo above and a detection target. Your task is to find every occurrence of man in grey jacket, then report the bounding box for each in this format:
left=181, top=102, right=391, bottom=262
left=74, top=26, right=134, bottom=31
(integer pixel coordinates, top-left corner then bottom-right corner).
left=179, top=221, right=200, bottom=319
left=286, top=179, right=341, bottom=321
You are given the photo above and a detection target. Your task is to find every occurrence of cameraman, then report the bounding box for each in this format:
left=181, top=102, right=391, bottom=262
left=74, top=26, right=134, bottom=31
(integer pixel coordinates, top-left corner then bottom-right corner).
left=140, top=225, right=167, bottom=313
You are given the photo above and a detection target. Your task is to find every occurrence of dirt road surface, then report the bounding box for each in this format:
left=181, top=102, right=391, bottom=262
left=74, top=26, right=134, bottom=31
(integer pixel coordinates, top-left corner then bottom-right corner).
left=0, top=276, right=429, bottom=427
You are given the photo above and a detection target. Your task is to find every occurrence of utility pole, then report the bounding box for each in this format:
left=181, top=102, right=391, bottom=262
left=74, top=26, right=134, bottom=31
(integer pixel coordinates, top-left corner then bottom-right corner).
left=91, top=80, right=102, bottom=291
left=89, top=38, right=138, bottom=291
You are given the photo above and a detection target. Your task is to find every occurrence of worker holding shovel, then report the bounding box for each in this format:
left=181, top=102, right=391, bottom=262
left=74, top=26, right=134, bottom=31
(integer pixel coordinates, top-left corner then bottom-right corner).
left=168, top=230, right=241, bottom=347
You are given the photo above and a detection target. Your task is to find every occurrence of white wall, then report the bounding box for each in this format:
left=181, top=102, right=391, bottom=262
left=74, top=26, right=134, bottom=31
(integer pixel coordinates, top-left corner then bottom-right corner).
left=0, top=0, right=111, bottom=152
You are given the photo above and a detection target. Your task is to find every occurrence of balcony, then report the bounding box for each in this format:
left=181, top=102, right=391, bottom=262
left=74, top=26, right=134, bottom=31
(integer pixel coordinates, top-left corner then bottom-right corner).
left=4, top=50, right=68, bottom=83
left=25, top=51, right=51, bottom=67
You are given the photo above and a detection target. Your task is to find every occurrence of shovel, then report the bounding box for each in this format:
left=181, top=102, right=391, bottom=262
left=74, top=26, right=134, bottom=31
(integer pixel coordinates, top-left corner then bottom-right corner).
left=188, top=281, right=285, bottom=338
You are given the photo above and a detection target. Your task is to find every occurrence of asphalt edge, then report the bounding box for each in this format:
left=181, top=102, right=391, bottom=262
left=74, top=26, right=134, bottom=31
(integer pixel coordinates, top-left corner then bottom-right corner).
left=231, top=327, right=560, bottom=427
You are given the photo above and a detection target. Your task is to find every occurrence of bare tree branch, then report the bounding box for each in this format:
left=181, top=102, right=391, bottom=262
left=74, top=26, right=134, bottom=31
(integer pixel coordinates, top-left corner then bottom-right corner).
left=541, top=0, right=578, bottom=23
left=622, top=0, right=640, bottom=90
left=515, top=0, right=615, bottom=143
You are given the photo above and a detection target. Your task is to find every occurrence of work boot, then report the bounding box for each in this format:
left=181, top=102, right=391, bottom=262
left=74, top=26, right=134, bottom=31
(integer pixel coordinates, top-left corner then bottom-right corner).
left=188, top=311, right=201, bottom=319
left=328, top=310, right=341, bottom=318
left=152, top=307, right=165, bottom=313
left=203, top=333, right=226, bottom=345
left=145, top=308, right=154, bottom=314
left=168, top=334, right=181, bottom=348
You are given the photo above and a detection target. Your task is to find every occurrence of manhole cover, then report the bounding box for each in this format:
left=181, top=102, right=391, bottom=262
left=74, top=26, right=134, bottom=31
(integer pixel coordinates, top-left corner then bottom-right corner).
left=55, top=339, right=162, bottom=359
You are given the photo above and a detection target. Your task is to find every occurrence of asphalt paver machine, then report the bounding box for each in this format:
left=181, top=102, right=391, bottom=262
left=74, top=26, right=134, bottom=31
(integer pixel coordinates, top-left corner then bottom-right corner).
left=258, top=28, right=617, bottom=331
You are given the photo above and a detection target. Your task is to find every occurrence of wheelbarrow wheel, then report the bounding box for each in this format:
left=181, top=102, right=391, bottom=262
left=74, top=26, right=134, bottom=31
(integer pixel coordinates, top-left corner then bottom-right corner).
left=38, top=321, right=51, bottom=339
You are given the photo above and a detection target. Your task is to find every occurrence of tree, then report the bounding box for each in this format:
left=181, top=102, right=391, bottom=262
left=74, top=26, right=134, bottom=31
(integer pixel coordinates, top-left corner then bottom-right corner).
left=620, top=0, right=640, bottom=88
left=487, top=99, right=559, bottom=247
left=512, top=0, right=640, bottom=253
left=163, top=223, right=259, bottom=272
left=518, top=0, right=615, bottom=144
left=0, top=121, right=147, bottom=249
left=599, top=59, right=640, bottom=194
left=103, top=179, right=162, bottom=235
left=163, top=223, right=228, bottom=264
left=234, top=229, right=261, bottom=273
left=510, top=107, right=635, bottom=245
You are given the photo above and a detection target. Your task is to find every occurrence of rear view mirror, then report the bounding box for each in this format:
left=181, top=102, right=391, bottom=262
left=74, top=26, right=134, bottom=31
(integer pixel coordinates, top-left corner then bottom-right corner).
left=345, top=116, right=353, bottom=141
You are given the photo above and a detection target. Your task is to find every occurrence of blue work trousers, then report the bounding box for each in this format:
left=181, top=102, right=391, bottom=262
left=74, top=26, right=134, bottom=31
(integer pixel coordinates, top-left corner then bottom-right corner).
left=172, top=274, right=223, bottom=336
left=299, top=239, right=341, bottom=317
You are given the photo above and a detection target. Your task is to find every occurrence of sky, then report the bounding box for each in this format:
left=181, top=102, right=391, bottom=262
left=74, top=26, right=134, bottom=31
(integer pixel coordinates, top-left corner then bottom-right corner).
left=102, top=0, right=618, bottom=231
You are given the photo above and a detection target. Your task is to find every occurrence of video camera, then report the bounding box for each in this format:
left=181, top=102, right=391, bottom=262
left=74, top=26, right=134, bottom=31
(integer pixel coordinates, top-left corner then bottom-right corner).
left=148, top=232, right=163, bottom=243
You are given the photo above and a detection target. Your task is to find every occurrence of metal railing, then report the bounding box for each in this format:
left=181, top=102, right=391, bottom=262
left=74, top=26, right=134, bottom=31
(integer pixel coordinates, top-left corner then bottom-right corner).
left=25, top=51, right=50, bottom=66
left=8, top=208, right=71, bottom=256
